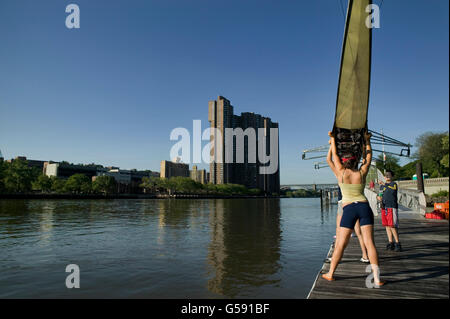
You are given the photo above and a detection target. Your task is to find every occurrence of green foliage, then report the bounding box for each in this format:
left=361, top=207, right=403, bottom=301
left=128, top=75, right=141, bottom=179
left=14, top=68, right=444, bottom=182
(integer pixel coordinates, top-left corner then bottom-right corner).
left=375, top=153, right=401, bottom=177
left=140, top=176, right=152, bottom=192
left=3, top=159, right=34, bottom=193
left=414, top=131, right=449, bottom=177
left=92, top=175, right=117, bottom=195
left=0, top=160, right=5, bottom=193
left=283, top=189, right=320, bottom=198
left=140, top=176, right=263, bottom=196
left=396, top=160, right=419, bottom=179
left=431, top=190, right=449, bottom=198
left=32, top=174, right=53, bottom=192
left=441, top=133, right=449, bottom=169
left=51, top=177, right=66, bottom=193
left=386, top=131, right=449, bottom=180
left=250, top=188, right=263, bottom=196
left=64, top=174, right=92, bottom=194
left=172, top=176, right=203, bottom=193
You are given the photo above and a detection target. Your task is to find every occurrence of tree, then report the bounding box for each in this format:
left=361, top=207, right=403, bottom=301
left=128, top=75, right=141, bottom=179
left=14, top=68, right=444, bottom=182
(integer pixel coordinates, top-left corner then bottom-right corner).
left=51, top=177, right=66, bottom=193
left=92, top=175, right=117, bottom=195
left=375, top=153, right=401, bottom=177
left=140, top=176, right=162, bottom=193
left=441, top=133, right=449, bottom=171
left=171, top=176, right=203, bottom=194
left=248, top=188, right=262, bottom=196
left=415, top=131, right=449, bottom=177
left=397, top=160, right=418, bottom=180
left=163, top=178, right=177, bottom=195
left=3, top=159, right=34, bottom=193
left=32, top=174, right=53, bottom=193
left=64, top=174, right=92, bottom=194
left=0, top=160, right=6, bottom=193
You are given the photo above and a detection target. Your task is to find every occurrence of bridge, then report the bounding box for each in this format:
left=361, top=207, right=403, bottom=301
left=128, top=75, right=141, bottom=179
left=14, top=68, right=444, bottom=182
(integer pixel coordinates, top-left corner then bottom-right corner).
left=281, top=183, right=338, bottom=190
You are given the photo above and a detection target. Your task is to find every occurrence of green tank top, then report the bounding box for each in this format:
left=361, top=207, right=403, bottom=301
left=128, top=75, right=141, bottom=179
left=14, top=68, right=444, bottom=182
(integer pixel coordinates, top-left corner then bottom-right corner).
left=338, top=169, right=367, bottom=203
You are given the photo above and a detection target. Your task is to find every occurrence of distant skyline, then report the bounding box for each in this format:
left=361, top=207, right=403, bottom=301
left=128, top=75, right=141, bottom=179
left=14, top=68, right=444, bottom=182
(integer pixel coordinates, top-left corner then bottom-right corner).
left=0, top=0, right=448, bottom=184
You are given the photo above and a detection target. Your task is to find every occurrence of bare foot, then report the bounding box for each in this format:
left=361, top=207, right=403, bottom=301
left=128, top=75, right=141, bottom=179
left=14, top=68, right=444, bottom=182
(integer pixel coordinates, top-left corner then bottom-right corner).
left=374, top=280, right=386, bottom=288
left=322, top=273, right=335, bottom=281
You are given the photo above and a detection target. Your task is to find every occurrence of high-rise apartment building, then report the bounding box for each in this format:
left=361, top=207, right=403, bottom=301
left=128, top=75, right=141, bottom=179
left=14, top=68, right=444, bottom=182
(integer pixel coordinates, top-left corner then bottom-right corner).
left=208, top=96, right=234, bottom=185
left=208, top=96, right=280, bottom=194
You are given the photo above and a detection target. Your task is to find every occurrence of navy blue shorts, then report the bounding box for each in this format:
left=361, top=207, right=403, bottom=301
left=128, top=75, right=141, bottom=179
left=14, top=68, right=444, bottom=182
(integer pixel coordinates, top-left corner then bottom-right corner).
left=340, top=202, right=374, bottom=229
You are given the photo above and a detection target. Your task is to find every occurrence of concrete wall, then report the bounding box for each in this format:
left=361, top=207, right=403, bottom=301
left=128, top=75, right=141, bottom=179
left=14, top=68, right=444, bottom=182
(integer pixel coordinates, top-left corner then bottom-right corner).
left=397, top=177, right=449, bottom=195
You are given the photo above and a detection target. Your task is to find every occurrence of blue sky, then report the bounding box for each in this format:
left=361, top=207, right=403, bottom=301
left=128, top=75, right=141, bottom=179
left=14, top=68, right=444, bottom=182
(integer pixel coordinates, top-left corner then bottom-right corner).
left=0, top=0, right=448, bottom=184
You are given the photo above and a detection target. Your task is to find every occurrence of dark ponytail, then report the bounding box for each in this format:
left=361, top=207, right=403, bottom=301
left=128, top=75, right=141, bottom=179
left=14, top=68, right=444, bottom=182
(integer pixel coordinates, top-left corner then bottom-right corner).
left=342, top=157, right=359, bottom=169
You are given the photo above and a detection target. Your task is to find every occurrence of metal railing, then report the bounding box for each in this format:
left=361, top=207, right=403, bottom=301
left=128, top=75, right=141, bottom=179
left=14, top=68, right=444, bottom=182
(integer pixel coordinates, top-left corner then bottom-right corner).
left=364, top=187, right=426, bottom=216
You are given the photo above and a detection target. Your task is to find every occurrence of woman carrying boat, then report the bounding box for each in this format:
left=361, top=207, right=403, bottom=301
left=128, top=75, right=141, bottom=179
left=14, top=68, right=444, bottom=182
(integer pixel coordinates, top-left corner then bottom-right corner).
left=322, top=130, right=385, bottom=287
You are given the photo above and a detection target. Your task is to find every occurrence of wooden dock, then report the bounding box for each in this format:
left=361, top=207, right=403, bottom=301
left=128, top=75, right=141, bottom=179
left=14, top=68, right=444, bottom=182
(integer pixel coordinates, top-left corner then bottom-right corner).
left=308, top=213, right=449, bottom=299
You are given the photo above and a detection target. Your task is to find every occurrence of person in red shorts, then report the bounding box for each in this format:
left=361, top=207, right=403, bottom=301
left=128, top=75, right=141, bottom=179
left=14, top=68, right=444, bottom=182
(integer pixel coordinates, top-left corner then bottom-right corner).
left=377, top=170, right=402, bottom=252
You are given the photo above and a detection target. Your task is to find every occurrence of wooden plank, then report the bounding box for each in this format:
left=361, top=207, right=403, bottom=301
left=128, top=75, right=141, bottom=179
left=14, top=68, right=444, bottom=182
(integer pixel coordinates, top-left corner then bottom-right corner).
left=308, top=215, right=449, bottom=299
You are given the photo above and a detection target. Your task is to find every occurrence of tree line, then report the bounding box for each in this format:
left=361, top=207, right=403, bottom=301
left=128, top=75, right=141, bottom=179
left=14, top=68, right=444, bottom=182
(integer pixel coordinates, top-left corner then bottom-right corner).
left=282, top=189, right=321, bottom=198
left=0, top=158, right=265, bottom=196
left=140, top=176, right=264, bottom=196
left=0, top=159, right=119, bottom=195
left=1, top=130, right=447, bottom=194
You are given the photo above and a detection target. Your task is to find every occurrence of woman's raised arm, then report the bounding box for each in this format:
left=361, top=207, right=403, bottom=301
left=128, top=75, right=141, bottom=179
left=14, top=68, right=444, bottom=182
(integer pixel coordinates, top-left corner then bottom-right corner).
left=326, top=143, right=338, bottom=177
left=360, top=132, right=372, bottom=176
left=328, top=131, right=343, bottom=172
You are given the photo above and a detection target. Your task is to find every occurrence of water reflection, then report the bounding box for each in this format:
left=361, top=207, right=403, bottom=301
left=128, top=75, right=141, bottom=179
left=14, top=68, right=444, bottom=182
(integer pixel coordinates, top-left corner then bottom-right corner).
left=207, top=199, right=282, bottom=298
left=0, top=200, right=35, bottom=238
left=38, top=202, right=56, bottom=246
left=0, top=198, right=333, bottom=298
left=320, top=202, right=336, bottom=225
left=157, top=199, right=194, bottom=228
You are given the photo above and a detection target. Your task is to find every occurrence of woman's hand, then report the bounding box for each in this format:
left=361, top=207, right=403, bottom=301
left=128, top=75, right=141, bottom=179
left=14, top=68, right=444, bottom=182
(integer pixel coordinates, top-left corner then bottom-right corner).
left=328, top=131, right=335, bottom=144
left=364, top=132, right=372, bottom=141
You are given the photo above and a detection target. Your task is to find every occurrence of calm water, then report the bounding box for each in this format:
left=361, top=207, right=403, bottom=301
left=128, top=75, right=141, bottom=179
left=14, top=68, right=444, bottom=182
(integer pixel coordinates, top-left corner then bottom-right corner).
left=0, top=198, right=338, bottom=298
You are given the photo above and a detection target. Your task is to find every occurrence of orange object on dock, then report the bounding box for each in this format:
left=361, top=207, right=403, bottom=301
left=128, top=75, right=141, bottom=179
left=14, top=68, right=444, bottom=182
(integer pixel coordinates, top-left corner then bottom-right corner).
left=433, top=201, right=449, bottom=220
left=426, top=210, right=445, bottom=220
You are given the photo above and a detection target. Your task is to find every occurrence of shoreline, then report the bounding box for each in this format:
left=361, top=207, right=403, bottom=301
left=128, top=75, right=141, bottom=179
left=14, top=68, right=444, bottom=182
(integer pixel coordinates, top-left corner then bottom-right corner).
left=0, top=193, right=308, bottom=200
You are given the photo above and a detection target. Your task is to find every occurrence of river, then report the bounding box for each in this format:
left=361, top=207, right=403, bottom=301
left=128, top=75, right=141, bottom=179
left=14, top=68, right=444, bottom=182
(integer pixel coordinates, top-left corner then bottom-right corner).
left=0, top=198, right=337, bottom=298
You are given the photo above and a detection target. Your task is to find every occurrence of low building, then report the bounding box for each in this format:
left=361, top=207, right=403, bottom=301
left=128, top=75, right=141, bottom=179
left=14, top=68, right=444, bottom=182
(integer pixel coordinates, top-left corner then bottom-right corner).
left=160, top=160, right=189, bottom=179
left=96, top=168, right=132, bottom=184
left=95, top=168, right=158, bottom=193
left=7, top=156, right=47, bottom=173
left=44, top=162, right=98, bottom=179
